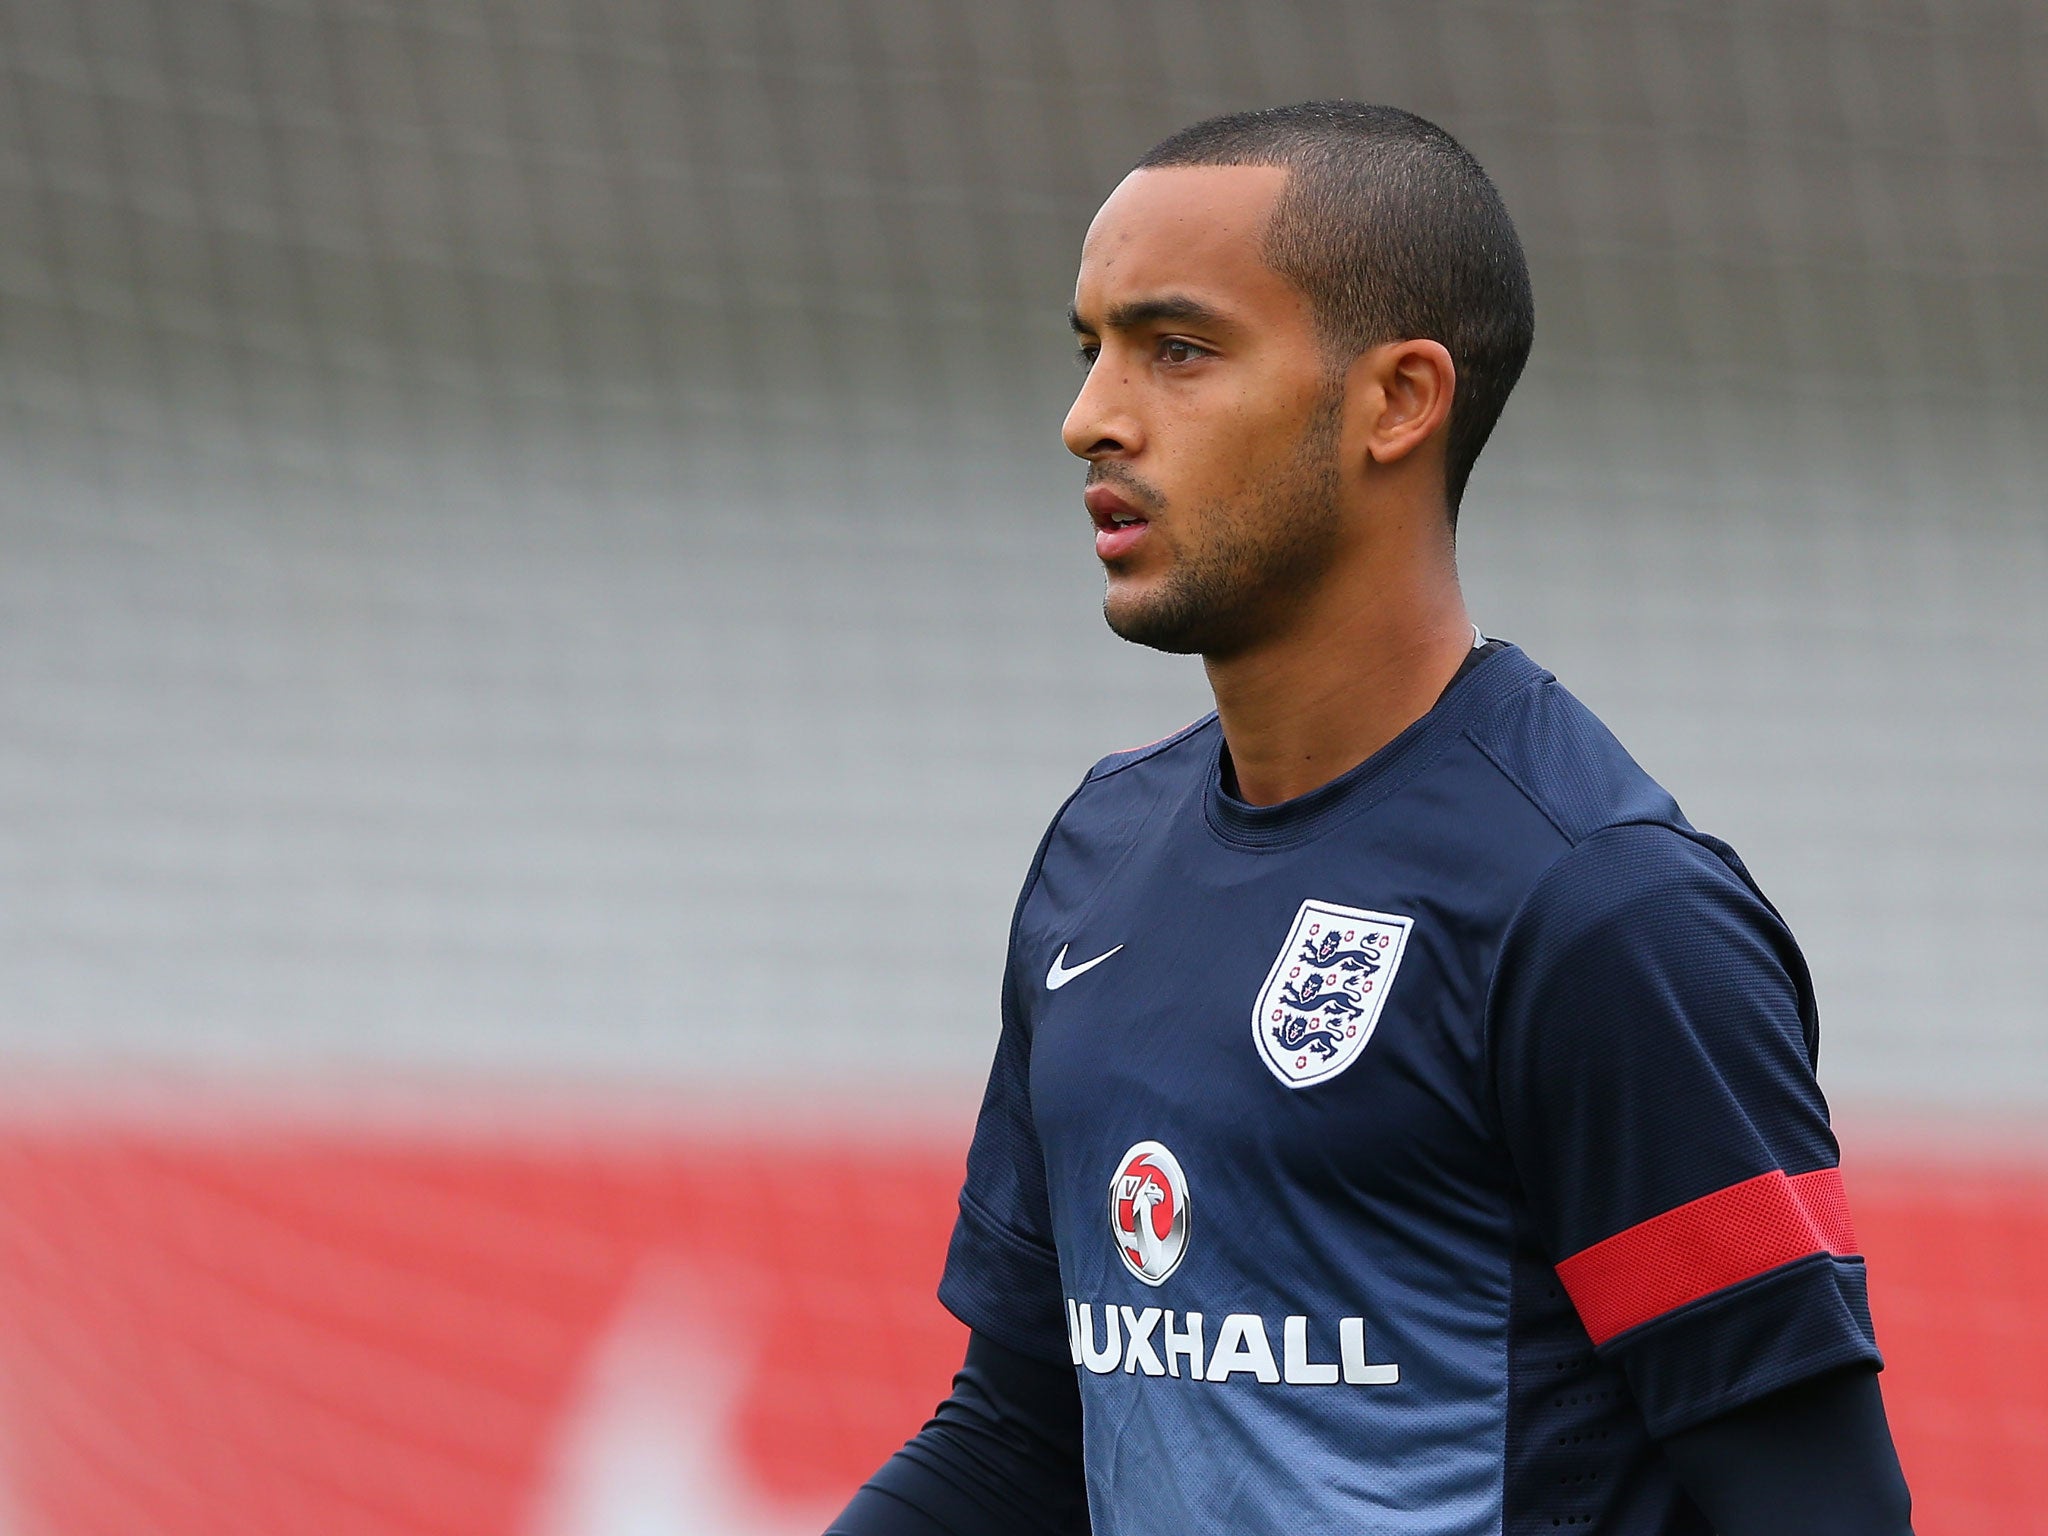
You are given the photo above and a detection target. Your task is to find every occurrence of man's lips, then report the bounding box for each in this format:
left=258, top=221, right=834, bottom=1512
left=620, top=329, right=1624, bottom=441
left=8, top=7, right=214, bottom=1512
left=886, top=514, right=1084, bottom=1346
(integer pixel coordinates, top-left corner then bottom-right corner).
left=1084, top=483, right=1151, bottom=561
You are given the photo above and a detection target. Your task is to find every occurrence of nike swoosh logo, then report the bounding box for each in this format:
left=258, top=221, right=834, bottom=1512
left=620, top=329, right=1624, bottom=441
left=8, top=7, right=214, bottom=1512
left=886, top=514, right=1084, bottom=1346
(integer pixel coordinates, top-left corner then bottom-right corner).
left=1046, top=942, right=1124, bottom=990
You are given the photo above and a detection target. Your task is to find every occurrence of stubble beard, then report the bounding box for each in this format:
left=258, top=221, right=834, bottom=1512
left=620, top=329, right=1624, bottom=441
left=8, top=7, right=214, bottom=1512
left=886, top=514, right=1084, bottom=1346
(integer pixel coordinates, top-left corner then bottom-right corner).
left=1102, top=389, right=1347, bottom=658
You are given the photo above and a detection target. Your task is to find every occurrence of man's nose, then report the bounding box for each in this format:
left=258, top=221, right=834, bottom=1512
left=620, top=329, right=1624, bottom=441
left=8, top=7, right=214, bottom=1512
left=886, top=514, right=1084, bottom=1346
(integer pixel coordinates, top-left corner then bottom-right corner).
left=1062, top=367, right=1140, bottom=462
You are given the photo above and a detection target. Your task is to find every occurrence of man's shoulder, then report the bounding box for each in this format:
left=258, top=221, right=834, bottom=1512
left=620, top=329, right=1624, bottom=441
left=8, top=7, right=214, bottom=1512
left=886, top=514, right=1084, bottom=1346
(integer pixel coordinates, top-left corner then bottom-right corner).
left=1080, top=712, right=1219, bottom=786
left=1457, top=646, right=1690, bottom=850
left=1009, top=714, right=1218, bottom=919
left=1045, top=711, right=1218, bottom=833
left=1454, top=651, right=1789, bottom=951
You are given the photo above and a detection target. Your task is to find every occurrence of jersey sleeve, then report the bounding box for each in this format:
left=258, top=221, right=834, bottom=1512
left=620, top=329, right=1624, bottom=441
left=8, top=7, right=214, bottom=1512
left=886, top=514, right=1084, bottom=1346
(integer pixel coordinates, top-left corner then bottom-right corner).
left=935, top=832, right=1072, bottom=1365
left=1488, top=821, right=1882, bottom=1438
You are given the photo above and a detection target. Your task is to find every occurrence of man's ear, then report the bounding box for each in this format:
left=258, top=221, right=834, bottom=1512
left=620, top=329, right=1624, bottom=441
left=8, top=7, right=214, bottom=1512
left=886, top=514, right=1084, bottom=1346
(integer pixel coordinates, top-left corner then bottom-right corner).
left=1345, top=339, right=1456, bottom=468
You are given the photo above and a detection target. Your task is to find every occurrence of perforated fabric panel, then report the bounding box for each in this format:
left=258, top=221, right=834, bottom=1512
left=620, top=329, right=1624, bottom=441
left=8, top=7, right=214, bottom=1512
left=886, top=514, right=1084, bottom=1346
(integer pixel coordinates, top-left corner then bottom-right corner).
left=1506, top=1237, right=1709, bottom=1536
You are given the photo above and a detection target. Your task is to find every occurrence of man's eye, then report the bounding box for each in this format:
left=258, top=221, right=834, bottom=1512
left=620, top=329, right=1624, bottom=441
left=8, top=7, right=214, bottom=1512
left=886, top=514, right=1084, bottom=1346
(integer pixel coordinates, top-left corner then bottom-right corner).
left=1160, top=339, right=1206, bottom=365
left=1075, top=343, right=1099, bottom=370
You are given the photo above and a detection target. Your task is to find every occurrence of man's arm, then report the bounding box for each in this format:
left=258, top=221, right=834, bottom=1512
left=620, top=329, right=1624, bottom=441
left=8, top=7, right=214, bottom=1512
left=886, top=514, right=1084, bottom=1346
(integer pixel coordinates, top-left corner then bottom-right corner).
left=1663, top=1365, right=1913, bottom=1533
left=1490, top=821, right=1912, bottom=1522
left=826, top=1331, right=1088, bottom=1536
left=833, top=782, right=1094, bottom=1533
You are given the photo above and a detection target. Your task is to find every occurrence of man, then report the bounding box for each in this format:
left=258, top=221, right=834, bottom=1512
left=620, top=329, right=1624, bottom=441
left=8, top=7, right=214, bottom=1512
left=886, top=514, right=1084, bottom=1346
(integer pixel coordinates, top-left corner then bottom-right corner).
left=830, top=102, right=1913, bottom=1535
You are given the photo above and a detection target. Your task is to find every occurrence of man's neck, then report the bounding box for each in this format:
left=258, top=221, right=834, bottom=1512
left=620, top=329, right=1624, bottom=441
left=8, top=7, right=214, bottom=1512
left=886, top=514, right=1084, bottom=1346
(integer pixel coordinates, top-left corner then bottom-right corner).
left=1204, top=566, right=1474, bottom=808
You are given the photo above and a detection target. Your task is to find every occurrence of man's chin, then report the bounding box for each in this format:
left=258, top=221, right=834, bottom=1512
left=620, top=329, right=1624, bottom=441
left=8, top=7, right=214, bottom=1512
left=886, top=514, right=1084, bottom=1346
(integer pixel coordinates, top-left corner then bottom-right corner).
left=1102, top=585, right=1211, bottom=656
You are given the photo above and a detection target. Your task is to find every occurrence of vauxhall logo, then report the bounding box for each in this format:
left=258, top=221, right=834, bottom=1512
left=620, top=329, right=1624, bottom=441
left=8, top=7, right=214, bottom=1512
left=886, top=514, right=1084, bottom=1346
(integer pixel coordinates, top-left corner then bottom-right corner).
left=1109, top=1141, right=1189, bottom=1285
left=1064, top=1300, right=1400, bottom=1387
left=1083, top=1139, right=1400, bottom=1388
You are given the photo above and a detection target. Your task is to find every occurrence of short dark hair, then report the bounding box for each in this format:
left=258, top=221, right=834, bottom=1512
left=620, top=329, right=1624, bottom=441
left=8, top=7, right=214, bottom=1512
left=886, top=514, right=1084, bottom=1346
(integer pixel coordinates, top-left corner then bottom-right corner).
left=1137, top=101, right=1534, bottom=518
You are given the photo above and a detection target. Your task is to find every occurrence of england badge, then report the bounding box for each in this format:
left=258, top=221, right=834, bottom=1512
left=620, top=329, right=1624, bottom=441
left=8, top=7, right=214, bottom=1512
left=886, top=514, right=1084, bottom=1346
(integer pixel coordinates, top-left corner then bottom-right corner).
left=1252, top=899, right=1413, bottom=1088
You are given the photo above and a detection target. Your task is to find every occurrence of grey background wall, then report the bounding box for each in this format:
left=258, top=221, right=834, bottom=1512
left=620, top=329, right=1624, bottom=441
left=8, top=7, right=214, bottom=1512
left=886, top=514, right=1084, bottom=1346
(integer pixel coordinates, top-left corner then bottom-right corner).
left=2, top=0, right=2044, bottom=1110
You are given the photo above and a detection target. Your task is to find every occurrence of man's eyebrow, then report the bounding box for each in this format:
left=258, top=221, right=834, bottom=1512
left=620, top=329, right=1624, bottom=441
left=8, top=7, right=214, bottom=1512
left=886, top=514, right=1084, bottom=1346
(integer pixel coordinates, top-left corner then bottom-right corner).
left=1069, top=294, right=1230, bottom=334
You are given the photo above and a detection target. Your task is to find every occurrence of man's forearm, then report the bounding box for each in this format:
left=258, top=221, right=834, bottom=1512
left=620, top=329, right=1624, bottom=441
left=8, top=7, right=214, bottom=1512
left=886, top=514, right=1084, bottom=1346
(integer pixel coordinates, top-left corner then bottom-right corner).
left=1662, top=1366, right=1913, bottom=1534
left=826, top=1331, right=1090, bottom=1536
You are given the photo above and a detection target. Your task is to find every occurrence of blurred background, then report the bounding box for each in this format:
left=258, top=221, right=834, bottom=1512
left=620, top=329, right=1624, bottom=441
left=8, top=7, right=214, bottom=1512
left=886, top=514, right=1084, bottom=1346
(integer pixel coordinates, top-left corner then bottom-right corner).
left=0, top=0, right=2043, bottom=1530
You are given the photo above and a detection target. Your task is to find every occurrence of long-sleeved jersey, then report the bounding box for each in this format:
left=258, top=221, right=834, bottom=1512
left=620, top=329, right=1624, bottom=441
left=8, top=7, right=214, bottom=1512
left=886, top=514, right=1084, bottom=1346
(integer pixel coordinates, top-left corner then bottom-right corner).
left=938, top=641, right=1881, bottom=1535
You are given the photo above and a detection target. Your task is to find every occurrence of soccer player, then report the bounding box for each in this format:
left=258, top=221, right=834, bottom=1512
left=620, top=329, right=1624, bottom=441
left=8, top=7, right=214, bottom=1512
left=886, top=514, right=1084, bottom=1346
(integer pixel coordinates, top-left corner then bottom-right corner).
left=829, top=102, right=1913, bottom=1535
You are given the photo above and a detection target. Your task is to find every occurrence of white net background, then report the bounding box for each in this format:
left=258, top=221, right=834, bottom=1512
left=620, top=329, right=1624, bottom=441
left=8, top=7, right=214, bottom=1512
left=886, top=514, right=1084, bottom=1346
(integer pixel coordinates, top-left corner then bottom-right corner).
left=2, top=0, right=2044, bottom=1109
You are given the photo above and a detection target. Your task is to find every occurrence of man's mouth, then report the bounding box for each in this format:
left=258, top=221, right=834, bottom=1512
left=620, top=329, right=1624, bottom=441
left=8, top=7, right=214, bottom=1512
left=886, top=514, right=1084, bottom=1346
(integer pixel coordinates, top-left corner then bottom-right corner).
left=1084, top=483, right=1151, bottom=560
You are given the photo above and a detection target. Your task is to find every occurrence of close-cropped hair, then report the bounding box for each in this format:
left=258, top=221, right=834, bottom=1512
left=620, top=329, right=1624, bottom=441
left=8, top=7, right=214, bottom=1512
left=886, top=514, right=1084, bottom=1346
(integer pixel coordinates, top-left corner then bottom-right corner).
left=1138, top=101, right=1534, bottom=518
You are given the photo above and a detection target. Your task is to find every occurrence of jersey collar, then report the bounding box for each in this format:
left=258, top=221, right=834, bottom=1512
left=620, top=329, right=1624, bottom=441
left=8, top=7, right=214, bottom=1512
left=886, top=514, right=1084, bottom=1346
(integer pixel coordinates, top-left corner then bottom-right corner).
left=1202, top=641, right=1544, bottom=850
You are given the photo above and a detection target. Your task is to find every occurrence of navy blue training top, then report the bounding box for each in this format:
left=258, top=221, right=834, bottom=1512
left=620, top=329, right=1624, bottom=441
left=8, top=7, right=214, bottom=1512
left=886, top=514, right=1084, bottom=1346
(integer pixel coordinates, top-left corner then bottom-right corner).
left=938, top=641, right=1881, bottom=1536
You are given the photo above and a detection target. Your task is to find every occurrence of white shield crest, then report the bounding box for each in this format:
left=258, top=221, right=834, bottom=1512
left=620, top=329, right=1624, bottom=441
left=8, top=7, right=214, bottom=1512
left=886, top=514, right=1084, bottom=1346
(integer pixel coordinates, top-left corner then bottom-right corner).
left=1252, top=899, right=1413, bottom=1088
